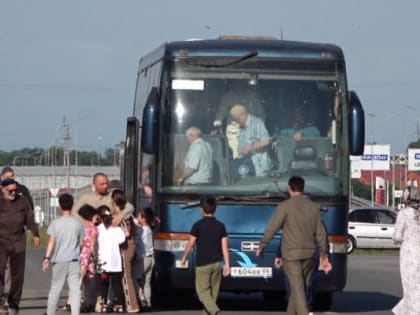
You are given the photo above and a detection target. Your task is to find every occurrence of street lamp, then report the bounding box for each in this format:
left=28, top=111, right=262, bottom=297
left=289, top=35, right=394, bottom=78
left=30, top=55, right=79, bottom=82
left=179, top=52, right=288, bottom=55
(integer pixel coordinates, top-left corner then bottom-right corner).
left=367, top=113, right=375, bottom=206
left=384, top=105, right=416, bottom=205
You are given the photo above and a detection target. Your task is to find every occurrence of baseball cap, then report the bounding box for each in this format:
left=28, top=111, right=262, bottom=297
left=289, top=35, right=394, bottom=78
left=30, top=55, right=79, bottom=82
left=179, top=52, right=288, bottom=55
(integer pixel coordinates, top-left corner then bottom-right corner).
left=1, top=178, right=17, bottom=187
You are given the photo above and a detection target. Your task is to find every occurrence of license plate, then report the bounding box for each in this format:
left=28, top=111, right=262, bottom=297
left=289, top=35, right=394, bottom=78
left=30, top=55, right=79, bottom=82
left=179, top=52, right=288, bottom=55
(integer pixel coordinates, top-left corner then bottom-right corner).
left=230, top=267, right=272, bottom=278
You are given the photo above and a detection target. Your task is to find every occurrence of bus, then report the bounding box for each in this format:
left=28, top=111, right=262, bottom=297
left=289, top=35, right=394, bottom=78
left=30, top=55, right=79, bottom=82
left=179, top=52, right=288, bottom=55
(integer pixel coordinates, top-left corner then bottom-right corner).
left=122, top=36, right=365, bottom=310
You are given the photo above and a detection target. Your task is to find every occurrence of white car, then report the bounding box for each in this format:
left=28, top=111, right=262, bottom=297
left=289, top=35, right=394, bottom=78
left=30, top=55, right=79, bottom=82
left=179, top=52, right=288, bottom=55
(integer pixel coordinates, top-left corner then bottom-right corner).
left=347, top=207, right=399, bottom=254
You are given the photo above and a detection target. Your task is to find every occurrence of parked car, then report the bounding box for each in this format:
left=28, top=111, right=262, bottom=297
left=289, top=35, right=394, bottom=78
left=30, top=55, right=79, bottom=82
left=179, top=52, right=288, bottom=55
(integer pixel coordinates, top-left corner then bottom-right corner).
left=347, top=207, right=399, bottom=254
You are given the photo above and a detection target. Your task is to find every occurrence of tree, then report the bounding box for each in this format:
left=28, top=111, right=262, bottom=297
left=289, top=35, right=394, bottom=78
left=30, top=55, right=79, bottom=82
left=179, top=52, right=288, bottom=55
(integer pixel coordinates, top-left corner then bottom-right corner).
left=408, top=140, right=420, bottom=149
left=351, top=179, right=371, bottom=201
left=0, top=147, right=119, bottom=166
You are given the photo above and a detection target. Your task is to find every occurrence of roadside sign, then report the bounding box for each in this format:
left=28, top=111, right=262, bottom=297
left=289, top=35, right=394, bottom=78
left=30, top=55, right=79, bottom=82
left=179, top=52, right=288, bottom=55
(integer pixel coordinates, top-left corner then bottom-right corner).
left=49, top=188, right=59, bottom=197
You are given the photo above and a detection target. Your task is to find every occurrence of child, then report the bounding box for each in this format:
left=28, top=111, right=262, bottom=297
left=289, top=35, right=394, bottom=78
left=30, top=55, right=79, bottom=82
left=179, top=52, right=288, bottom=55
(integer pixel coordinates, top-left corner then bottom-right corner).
left=96, top=205, right=128, bottom=313
left=111, top=189, right=140, bottom=313
left=180, top=196, right=230, bottom=315
left=134, top=207, right=155, bottom=311
left=42, top=193, right=85, bottom=315
left=78, top=204, right=99, bottom=313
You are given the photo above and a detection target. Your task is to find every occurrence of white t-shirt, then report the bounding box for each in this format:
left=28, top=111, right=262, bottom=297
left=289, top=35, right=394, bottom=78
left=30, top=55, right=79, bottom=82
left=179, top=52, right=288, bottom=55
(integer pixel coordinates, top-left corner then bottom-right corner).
left=97, top=223, right=126, bottom=272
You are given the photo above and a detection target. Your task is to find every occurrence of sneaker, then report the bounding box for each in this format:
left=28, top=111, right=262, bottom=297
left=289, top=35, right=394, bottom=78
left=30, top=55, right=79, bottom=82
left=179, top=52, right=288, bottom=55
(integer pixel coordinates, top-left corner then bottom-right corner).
left=61, top=303, right=71, bottom=311
left=95, top=297, right=103, bottom=313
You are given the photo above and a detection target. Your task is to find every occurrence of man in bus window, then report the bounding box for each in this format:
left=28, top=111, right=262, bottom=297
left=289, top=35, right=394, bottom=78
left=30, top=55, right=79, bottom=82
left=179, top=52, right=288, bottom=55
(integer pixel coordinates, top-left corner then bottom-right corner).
left=229, top=104, right=271, bottom=180
left=177, top=126, right=213, bottom=185
left=213, top=80, right=265, bottom=131
left=278, top=106, right=320, bottom=141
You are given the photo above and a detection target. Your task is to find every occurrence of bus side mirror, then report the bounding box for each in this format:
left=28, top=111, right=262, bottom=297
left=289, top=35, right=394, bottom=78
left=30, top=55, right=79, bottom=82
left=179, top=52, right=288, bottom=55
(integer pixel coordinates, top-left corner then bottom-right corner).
left=348, top=91, right=365, bottom=155
left=141, top=87, right=160, bottom=154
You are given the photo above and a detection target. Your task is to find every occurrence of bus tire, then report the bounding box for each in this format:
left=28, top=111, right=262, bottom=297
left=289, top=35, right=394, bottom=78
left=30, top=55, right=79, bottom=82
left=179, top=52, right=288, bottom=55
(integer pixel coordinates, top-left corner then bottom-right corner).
left=346, top=235, right=356, bottom=254
left=313, top=292, right=333, bottom=311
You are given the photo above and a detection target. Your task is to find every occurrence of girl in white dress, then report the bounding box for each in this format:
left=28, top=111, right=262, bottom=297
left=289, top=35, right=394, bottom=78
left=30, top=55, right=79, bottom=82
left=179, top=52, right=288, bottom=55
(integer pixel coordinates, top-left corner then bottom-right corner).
left=97, top=205, right=128, bottom=313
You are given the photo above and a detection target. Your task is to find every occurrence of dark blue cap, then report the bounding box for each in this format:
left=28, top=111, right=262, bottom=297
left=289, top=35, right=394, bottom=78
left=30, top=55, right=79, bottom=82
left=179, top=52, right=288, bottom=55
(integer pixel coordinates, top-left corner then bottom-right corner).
left=1, top=178, right=17, bottom=187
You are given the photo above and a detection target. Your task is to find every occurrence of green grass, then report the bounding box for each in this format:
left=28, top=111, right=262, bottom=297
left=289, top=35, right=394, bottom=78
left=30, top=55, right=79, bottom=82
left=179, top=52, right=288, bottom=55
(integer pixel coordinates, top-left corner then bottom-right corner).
left=26, top=224, right=48, bottom=248
left=352, top=248, right=400, bottom=255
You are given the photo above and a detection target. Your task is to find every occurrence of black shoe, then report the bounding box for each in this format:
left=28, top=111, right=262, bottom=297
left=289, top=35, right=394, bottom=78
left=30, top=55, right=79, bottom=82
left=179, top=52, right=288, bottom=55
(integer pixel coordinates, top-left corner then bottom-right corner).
left=80, top=304, right=92, bottom=313
left=142, top=305, right=153, bottom=312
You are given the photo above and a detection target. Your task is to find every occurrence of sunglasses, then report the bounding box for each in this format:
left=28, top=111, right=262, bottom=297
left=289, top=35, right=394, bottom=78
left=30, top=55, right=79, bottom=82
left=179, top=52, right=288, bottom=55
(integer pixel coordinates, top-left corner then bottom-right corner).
left=7, top=189, right=16, bottom=194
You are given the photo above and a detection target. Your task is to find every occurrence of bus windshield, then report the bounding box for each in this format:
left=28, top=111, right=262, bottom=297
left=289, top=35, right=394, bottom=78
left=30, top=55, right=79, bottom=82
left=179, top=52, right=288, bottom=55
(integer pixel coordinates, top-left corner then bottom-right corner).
left=158, top=58, right=347, bottom=198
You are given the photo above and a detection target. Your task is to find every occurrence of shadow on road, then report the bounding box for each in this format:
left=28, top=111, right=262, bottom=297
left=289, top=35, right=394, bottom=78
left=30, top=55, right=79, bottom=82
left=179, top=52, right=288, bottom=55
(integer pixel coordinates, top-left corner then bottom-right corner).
left=155, top=290, right=399, bottom=313
left=332, top=291, right=399, bottom=312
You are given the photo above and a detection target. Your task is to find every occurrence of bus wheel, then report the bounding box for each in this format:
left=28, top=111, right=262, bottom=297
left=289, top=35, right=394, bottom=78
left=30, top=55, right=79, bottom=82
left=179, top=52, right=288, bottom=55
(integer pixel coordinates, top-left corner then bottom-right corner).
left=313, top=292, right=333, bottom=311
left=347, top=235, right=356, bottom=254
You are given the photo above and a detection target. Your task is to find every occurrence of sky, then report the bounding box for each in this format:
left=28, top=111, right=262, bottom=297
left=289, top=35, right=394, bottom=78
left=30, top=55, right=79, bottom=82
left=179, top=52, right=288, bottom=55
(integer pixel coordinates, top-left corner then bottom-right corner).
left=1, top=0, right=419, bottom=154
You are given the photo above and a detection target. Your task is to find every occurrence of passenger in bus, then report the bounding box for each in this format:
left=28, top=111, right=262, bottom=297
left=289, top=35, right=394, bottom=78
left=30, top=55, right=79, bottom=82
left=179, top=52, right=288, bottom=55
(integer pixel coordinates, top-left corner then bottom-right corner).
left=177, top=126, right=213, bottom=185
left=278, top=106, right=320, bottom=141
left=229, top=104, right=271, bottom=179
left=213, top=80, right=265, bottom=131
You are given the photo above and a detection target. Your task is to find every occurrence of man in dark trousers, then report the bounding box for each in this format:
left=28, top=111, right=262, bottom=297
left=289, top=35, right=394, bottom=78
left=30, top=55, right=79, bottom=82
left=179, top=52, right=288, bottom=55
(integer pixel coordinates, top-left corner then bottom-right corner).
left=0, top=178, right=40, bottom=315
left=0, top=166, right=35, bottom=308
left=256, top=176, right=331, bottom=315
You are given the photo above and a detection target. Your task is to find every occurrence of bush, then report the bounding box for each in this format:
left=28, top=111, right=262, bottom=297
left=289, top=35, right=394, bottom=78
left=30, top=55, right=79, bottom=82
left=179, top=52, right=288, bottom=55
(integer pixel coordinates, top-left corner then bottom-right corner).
left=26, top=224, right=48, bottom=248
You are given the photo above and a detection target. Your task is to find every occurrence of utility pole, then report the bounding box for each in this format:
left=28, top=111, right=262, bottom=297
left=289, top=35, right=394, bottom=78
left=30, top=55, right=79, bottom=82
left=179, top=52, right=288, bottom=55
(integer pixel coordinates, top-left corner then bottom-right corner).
left=62, top=117, right=72, bottom=189
left=417, top=120, right=420, bottom=141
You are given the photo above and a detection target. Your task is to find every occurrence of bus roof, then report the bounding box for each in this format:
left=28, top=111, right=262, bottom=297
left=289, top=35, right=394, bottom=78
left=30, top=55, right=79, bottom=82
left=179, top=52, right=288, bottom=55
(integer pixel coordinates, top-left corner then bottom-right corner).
left=138, top=37, right=344, bottom=71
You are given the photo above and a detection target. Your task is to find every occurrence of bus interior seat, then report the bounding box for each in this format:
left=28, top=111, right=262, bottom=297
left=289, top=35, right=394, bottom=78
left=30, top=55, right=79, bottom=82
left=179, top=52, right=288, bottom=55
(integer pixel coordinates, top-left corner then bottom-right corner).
left=171, top=134, right=189, bottom=185
left=290, top=145, right=318, bottom=170
left=202, top=135, right=230, bottom=185
left=272, top=137, right=333, bottom=174
left=271, top=137, right=296, bottom=174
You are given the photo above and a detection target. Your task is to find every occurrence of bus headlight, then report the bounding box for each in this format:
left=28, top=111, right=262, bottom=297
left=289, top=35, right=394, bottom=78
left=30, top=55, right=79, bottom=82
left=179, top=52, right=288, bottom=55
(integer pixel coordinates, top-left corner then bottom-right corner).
left=154, top=233, right=189, bottom=252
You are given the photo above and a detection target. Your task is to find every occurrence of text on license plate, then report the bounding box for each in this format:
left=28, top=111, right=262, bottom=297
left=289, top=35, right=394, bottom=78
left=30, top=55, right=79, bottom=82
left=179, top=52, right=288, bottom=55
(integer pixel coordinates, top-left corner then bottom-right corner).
left=230, top=267, right=272, bottom=278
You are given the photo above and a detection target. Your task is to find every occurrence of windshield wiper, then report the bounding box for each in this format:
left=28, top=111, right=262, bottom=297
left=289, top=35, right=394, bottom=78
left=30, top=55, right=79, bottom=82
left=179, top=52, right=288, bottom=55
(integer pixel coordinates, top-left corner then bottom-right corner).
left=181, top=195, right=242, bottom=209
left=180, top=193, right=286, bottom=209
left=190, top=50, right=258, bottom=68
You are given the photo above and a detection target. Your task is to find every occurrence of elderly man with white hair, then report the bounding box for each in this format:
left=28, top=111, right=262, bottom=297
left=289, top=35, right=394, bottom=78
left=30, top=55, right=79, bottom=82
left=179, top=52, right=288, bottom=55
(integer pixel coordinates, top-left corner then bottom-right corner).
left=177, top=126, right=213, bottom=185
left=230, top=104, right=271, bottom=178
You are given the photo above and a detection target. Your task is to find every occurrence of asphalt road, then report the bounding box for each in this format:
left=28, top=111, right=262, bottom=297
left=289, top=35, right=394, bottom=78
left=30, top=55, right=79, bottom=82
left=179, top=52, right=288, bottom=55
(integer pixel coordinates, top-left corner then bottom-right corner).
left=17, top=249, right=401, bottom=315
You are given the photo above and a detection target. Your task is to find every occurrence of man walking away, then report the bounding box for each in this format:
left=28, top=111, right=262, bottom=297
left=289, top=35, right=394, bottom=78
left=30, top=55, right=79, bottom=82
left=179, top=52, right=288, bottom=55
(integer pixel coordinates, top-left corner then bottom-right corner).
left=42, top=194, right=85, bottom=315
left=256, top=176, right=331, bottom=315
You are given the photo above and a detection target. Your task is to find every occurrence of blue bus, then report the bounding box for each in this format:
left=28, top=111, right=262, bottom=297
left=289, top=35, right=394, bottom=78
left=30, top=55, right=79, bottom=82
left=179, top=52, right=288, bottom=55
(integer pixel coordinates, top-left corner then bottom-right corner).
left=122, top=36, right=365, bottom=310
